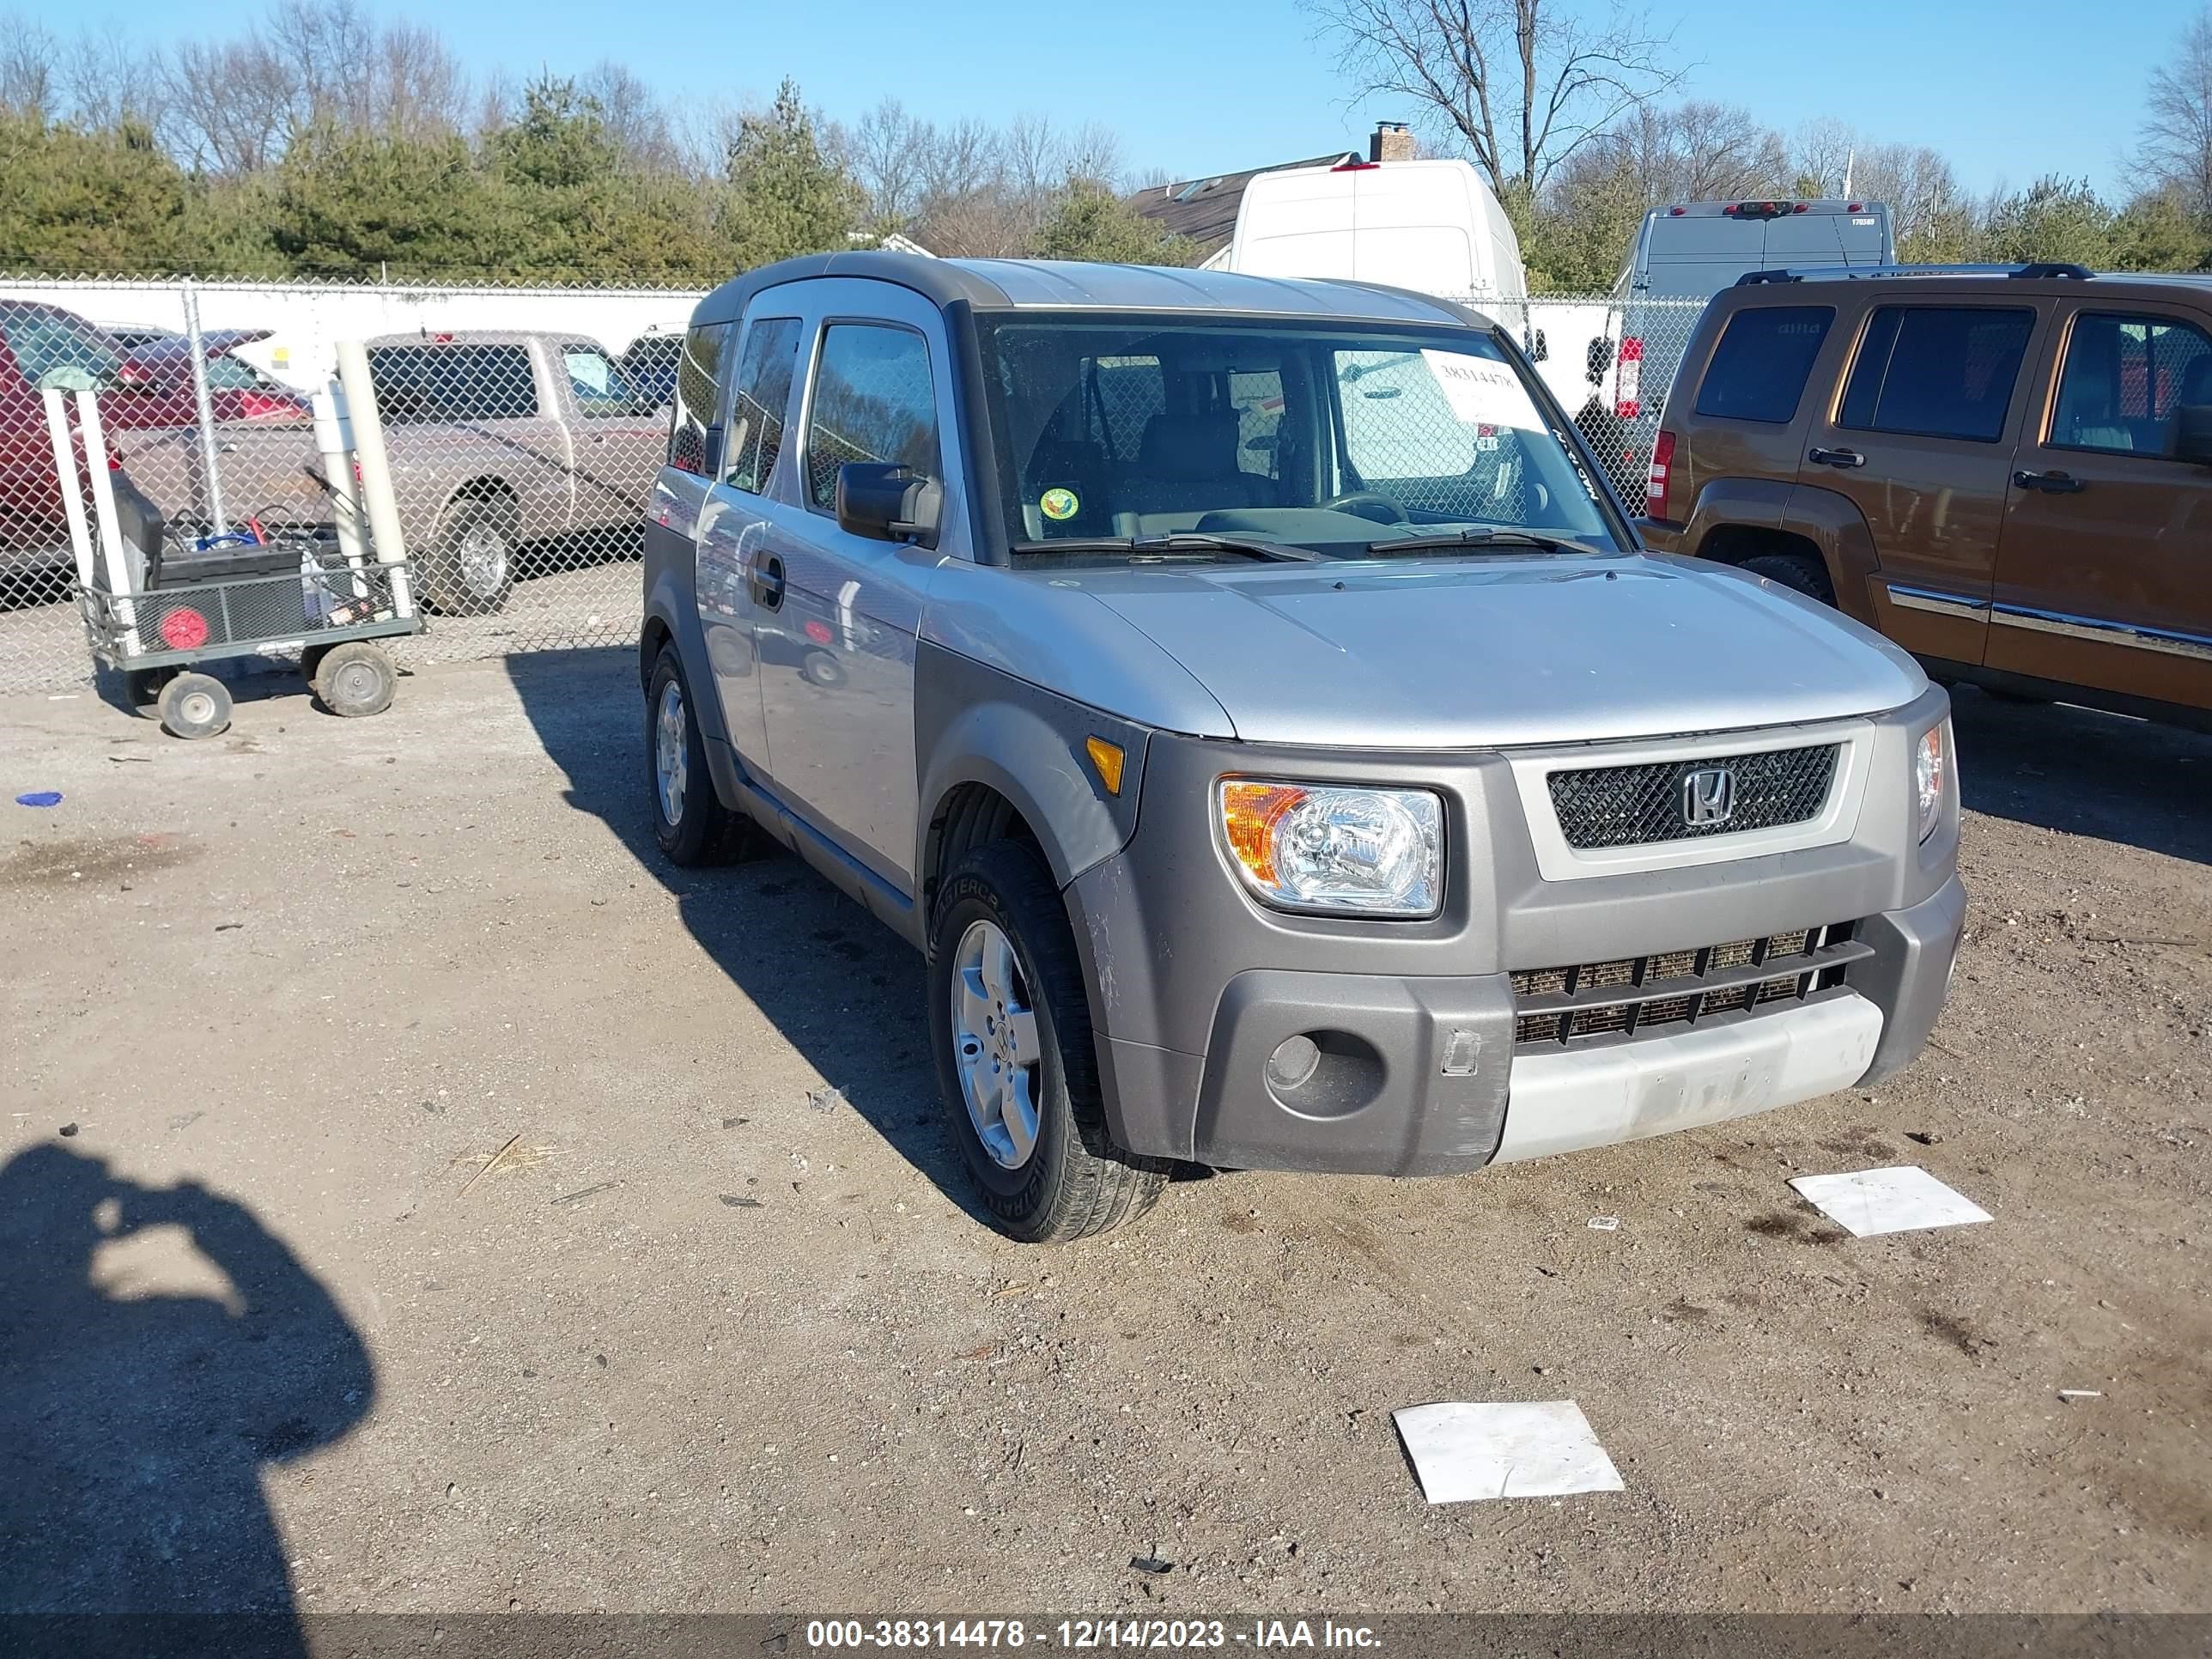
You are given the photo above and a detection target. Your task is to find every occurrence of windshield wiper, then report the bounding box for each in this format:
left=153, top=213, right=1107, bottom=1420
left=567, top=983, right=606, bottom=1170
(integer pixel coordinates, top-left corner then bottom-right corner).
left=1011, top=533, right=1318, bottom=563
left=1364, top=527, right=1612, bottom=558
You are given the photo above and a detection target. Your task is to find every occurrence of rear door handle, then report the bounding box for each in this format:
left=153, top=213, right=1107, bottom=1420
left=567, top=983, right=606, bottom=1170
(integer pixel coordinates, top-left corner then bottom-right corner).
left=1808, top=447, right=1865, bottom=469
left=750, top=553, right=785, bottom=610
left=2014, top=469, right=2084, bottom=493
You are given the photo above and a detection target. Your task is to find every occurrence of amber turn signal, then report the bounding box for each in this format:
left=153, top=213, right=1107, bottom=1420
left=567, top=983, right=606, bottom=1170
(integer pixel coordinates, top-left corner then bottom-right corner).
left=1085, top=736, right=1126, bottom=796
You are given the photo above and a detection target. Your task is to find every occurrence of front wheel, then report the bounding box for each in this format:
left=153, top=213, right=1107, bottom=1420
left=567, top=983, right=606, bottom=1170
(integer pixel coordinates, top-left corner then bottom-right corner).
left=928, top=840, right=1166, bottom=1242
left=157, top=672, right=231, bottom=740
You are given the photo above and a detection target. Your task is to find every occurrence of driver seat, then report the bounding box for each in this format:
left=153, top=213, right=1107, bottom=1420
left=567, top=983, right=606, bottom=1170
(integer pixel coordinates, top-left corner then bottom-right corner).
left=1111, top=410, right=1274, bottom=528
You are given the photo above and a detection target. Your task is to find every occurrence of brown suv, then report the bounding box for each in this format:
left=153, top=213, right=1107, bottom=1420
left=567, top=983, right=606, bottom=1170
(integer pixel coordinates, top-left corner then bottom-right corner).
left=1640, top=265, right=2212, bottom=729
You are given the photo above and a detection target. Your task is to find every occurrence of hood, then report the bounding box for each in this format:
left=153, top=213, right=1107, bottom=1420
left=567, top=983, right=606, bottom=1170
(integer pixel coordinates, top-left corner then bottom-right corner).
left=1080, top=554, right=1925, bottom=748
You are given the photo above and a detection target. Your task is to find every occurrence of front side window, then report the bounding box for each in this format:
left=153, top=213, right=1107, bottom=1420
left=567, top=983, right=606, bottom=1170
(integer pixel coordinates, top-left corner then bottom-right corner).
left=983, top=316, right=1620, bottom=554
left=563, top=345, right=644, bottom=417
left=1839, top=307, right=2034, bottom=443
left=2050, top=311, right=2212, bottom=455
left=1694, top=306, right=1834, bottom=423
left=804, top=324, right=940, bottom=512
left=668, top=322, right=727, bottom=476
left=368, top=344, right=537, bottom=422
left=723, top=317, right=801, bottom=495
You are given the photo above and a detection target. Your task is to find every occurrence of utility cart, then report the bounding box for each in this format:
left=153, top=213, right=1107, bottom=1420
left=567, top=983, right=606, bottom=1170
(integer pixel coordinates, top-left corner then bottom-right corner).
left=45, top=379, right=421, bottom=739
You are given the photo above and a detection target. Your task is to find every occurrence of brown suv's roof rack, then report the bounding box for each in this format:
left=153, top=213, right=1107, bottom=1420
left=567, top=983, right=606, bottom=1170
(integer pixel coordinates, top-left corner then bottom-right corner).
left=1737, top=262, right=2094, bottom=285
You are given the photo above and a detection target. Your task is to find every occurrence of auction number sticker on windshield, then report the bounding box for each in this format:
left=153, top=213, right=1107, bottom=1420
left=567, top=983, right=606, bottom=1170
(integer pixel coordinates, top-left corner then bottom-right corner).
left=1420, top=349, right=1542, bottom=431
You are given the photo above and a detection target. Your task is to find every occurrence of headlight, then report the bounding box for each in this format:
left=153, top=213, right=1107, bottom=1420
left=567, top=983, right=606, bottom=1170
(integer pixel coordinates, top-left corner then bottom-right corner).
left=1218, top=780, right=1443, bottom=916
left=1915, top=721, right=1950, bottom=842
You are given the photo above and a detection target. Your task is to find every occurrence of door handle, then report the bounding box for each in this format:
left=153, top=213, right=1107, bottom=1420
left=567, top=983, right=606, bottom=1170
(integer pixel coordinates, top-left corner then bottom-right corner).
left=1808, top=446, right=1865, bottom=469
left=750, top=554, right=785, bottom=610
left=2014, top=469, right=2084, bottom=493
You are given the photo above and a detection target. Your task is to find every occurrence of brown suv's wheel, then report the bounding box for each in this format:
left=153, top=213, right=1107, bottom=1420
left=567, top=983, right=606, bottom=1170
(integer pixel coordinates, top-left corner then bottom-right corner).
left=1742, top=550, right=1835, bottom=606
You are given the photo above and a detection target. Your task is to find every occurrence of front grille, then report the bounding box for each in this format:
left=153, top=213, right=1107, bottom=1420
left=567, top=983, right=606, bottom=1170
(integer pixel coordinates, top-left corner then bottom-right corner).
left=1510, top=921, right=1865, bottom=1048
left=1547, top=744, right=1840, bottom=849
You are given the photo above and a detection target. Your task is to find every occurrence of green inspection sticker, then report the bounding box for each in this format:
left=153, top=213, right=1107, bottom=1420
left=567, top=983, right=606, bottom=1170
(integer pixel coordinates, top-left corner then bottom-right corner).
left=1039, top=486, right=1079, bottom=521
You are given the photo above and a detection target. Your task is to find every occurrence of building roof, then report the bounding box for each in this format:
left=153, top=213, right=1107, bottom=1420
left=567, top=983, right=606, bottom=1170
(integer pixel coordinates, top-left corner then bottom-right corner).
left=1126, top=154, right=1356, bottom=252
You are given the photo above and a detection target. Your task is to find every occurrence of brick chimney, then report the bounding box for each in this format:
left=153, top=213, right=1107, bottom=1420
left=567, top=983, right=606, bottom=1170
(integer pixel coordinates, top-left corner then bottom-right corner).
left=1370, top=121, right=1414, bottom=164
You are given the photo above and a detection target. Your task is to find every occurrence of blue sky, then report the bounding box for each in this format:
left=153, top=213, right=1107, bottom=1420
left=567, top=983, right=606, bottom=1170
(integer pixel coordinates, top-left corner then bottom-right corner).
left=27, top=0, right=2202, bottom=197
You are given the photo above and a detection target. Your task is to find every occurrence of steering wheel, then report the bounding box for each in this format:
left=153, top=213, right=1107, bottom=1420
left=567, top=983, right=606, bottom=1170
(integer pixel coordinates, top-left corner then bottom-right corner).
left=1320, top=490, right=1409, bottom=526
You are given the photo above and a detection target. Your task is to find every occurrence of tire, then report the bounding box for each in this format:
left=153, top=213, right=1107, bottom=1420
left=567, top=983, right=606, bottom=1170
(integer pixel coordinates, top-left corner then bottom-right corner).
left=425, top=497, right=516, bottom=617
left=927, top=839, right=1167, bottom=1243
left=313, top=642, right=397, bottom=717
left=157, top=672, right=231, bottom=740
left=647, top=645, right=752, bottom=866
left=1741, top=550, right=1836, bottom=605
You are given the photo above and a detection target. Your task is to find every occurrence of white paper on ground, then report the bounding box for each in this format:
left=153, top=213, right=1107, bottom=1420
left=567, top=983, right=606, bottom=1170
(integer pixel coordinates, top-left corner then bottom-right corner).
left=1789, top=1164, right=1992, bottom=1238
left=1392, top=1400, right=1625, bottom=1504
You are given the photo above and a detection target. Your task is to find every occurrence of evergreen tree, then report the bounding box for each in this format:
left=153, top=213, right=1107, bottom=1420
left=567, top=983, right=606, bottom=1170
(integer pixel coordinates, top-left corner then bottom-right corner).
left=723, top=79, right=865, bottom=269
left=1030, top=179, right=1197, bottom=265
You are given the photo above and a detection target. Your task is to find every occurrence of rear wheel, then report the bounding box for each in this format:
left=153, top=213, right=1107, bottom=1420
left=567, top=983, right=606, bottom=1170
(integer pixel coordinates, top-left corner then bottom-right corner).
left=157, top=672, right=231, bottom=740
left=647, top=645, right=752, bottom=866
left=928, top=839, right=1167, bottom=1242
left=425, top=497, right=516, bottom=616
left=1741, top=550, right=1836, bottom=605
left=313, top=642, right=397, bottom=717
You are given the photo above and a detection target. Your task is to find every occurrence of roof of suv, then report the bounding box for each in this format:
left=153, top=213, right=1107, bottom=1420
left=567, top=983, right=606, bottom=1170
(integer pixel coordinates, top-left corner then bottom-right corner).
left=1724, top=264, right=2212, bottom=301
left=691, top=251, right=1490, bottom=331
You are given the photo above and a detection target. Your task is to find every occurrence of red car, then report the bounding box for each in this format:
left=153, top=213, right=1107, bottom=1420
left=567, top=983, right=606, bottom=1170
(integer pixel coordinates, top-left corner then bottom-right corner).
left=0, top=306, right=307, bottom=571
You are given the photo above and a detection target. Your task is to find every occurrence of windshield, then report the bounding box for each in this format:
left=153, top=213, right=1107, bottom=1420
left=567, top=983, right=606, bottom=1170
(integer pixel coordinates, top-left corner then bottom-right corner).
left=981, top=315, right=1623, bottom=557
left=6, top=311, right=128, bottom=392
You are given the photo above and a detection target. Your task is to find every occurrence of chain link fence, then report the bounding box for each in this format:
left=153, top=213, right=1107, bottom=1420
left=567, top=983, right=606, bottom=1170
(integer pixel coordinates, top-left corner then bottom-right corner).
left=0, top=277, right=1708, bottom=693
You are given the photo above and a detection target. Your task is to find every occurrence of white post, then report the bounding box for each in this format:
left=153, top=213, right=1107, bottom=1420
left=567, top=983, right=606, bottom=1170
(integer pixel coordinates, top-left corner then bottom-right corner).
left=75, top=389, right=139, bottom=646
left=41, top=387, right=95, bottom=591
left=312, top=381, right=368, bottom=581
left=180, top=277, right=230, bottom=538
left=332, top=340, right=413, bottom=618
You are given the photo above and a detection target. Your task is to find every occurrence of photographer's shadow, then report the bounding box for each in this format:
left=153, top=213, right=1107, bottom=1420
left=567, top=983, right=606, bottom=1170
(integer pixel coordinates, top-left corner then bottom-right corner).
left=0, top=1144, right=374, bottom=1641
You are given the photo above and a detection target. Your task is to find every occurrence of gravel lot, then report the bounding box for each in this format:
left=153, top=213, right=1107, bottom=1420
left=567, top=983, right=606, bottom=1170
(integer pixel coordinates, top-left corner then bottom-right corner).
left=1, top=653, right=2205, bottom=1616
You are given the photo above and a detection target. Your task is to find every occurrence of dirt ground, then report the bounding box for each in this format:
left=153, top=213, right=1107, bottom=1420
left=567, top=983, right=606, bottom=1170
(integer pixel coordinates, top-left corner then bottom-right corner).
left=1, top=652, right=2205, bottom=1617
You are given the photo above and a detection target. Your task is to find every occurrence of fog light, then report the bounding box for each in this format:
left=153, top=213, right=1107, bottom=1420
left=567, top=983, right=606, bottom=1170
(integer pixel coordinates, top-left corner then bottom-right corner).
left=1267, top=1034, right=1322, bottom=1091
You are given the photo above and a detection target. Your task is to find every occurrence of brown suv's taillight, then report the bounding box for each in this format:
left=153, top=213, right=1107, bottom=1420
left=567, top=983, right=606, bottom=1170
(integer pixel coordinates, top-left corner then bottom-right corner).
left=1648, top=429, right=1676, bottom=519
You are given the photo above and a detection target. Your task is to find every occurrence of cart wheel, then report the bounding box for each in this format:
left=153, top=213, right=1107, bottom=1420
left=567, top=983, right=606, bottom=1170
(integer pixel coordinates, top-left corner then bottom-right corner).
left=126, top=667, right=176, bottom=713
left=158, top=672, right=232, bottom=740
left=313, top=642, right=397, bottom=718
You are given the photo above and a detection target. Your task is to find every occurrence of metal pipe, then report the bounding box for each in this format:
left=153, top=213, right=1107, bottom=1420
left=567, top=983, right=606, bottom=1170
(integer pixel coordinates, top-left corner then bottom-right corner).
left=180, top=277, right=229, bottom=538
left=333, top=339, right=413, bottom=617
left=41, top=387, right=95, bottom=590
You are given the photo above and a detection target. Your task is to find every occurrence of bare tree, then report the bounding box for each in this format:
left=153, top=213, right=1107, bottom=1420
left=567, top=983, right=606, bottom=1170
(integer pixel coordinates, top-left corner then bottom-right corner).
left=2137, top=5, right=2212, bottom=216
left=1583, top=100, right=1784, bottom=202
left=0, top=16, right=53, bottom=119
left=1789, top=116, right=1857, bottom=195
left=581, top=59, right=679, bottom=169
left=1306, top=0, right=1686, bottom=193
left=843, top=97, right=932, bottom=228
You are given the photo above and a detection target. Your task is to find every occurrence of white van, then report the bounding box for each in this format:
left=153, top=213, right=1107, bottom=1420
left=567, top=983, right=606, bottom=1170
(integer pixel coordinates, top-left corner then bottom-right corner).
left=1224, top=155, right=1528, bottom=305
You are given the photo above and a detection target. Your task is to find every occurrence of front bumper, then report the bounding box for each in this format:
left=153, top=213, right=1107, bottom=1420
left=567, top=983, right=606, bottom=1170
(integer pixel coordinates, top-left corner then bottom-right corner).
left=1066, top=690, right=1963, bottom=1176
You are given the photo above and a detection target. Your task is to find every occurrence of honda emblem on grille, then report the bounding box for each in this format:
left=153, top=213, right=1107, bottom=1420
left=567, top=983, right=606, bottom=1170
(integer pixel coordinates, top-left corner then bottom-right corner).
left=1682, top=767, right=1736, bottom=827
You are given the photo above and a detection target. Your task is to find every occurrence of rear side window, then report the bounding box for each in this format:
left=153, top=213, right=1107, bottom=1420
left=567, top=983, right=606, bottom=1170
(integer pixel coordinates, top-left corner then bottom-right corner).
left=368, top=344, right=537, bottom=422
left=668, top=323, right=727, bottom=476
left=1839, top=307, right=2034, bottom=443
left=2049, top=311, right=2212, bottom=455
left=804, top=324, right=939, bottom=511
left=723, top=318, right=801, bottom=495
left=1693, top=307, right=1834, bottom=422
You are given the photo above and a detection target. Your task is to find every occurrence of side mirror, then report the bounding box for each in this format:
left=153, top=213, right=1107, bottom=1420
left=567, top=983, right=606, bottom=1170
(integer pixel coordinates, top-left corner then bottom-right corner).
left=1529, top=328, right=1549, bottom=362
left=2172, top=404, right=2212, bottom=467
left=836, top=461, right=941, bottom=548
left=1586, top=336, right=1616, bottom=386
